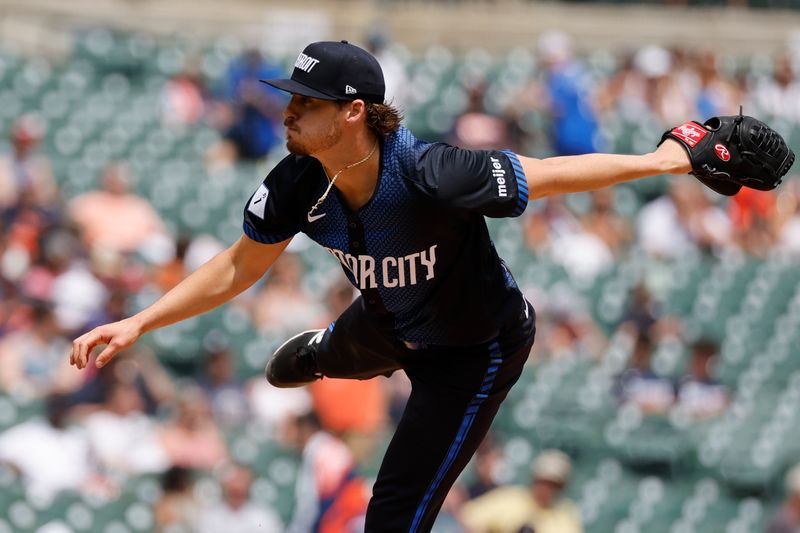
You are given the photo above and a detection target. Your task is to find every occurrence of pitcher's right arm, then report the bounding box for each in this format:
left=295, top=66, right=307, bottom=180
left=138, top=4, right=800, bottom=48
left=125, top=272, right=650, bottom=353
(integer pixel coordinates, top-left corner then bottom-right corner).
left=70, top=236, right=290, bottom=369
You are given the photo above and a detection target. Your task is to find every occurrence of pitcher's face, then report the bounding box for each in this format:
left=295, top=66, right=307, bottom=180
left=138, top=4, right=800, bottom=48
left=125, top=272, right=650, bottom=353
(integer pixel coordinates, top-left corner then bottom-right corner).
left=283, top=95, right=344, bottom=156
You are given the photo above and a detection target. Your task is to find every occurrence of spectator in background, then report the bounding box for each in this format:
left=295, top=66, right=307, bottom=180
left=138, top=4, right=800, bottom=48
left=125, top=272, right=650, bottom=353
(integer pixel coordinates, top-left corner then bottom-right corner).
left=637, top=176, right=732, bottom=259
left=153, top=466, right=199, bottom=533
left=0, top=300, right=79, bottom=397
left=619, top=284, right=659, bottom=337
left=154, top=234, right=191, bottom=293
left=84, top=288, right=129, bottom=332
left=634, top=45, right=693, bottom=126
left=2, top=187, right=59, bottom=272
left=674, top=339, right=730, bottom=421
left=320, top=277, right=357, bottom=323
left=0, top=393, right=95, bottom=502
left=595, top=50, right=640, bottom=121
left=81, top=381, right=170, bottom=477
left=247, top=251, right=324, bottom=336
left=159, top=386, right=228, bottom=470
left=247, top=360, right=313, bottom=436
left=537, top=30, right=603, bottom=156
left=618, top=283, right=682, bottom=341
left=615, top=332, right=675, bottom=415
left=0, top=275, right=25, bottom=337
left=599, top=45, right=692, bottom=127
left=367, top=31, right=409, bottom=111
left=16, top=229, right=67, bottom=304
left=282, top=411, right=369, bottom=533
left=43, top=227, right=109, bottom=333
left=308, top=370, right=387, bottom=464
left=550, top=219, right=615, bottom=284
left=0, top=114, right=58, bottom=210
left=161, top=58, right=207, bottom=127
left=182, top=233, right=227, bottom=274
left=432, top=484, right=469, bottom=533
left=1, top=173, right=62, bottom=297
left=466, top=433, right=503, bottom=500
left=765, top=463, right=800, bottom=533
left=750, top=51, right=800, bottom=123
left=460, top=449, right=582, bottom=533
left=523, top=194, right=630, bottom=284
left=777, top=182, right=800, bottom=255
left=449, top=80, right=512, bottom=150
left=68, top=162, right=168, bottom=256
left=523, top=196, right=582, bottom=255
left=218, top=48, right=286, bottom=160
left=384, top=367, right=412, bottom=428
left=728, top=187, right=779, bottom=257
left=197, top=463, right=283, bottom=533
left=580, top=189, right=632, bottom=259
left=68, top=349, right=175, bottom=417
left=693, top=50, right=740, bottom=119
left=197, top=345, right=250, bottom=427
left=534, top=293, right=606, bottom=361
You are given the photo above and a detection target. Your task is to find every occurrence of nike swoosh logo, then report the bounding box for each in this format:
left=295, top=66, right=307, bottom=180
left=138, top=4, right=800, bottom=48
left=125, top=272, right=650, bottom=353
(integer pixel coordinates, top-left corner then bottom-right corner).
left=307, top=212, right=327, bottom=223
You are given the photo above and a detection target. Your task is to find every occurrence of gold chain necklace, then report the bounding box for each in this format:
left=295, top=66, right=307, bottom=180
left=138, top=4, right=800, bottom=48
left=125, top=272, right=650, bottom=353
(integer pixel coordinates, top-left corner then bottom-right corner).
left=307, top=141, right=378, bottom=218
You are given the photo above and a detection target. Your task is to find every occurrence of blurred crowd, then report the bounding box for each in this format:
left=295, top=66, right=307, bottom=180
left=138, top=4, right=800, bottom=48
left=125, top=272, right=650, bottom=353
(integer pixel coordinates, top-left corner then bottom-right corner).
left=1, top=28, right=800, bottom=532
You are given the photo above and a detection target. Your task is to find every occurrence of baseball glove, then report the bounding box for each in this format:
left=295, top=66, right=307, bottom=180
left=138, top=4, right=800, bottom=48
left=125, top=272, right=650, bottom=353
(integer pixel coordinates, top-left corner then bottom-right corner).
left=659, top=112, right=795, bottom=196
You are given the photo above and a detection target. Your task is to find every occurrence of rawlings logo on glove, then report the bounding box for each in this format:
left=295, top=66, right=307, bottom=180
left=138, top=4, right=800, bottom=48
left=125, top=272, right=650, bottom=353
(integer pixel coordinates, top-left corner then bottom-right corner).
left=671, top=123, right=708, bottom=147
left=714, top=144, right=730, bottom=161
left=659, top=110, right=795, bottom=196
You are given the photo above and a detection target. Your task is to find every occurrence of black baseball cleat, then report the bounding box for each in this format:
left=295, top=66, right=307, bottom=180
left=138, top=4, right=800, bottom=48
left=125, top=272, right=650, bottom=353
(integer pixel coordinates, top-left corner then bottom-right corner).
left=265, top=329, right=325, bottom=388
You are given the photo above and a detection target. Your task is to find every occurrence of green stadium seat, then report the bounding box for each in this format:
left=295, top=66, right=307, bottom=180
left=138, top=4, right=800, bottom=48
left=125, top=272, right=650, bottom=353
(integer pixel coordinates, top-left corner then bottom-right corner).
left=0, top=396, right=20, bottom=431
left=6, top=499, right=37, bottom=532
left=121, top=501, right=153, bottom=532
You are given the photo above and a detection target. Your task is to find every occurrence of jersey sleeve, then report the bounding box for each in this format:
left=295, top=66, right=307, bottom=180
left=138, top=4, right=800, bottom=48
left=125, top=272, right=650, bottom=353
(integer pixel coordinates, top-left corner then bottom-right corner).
left=416, top=144, right=529, bottom=218
left=242, top=156, right=305, bottom=244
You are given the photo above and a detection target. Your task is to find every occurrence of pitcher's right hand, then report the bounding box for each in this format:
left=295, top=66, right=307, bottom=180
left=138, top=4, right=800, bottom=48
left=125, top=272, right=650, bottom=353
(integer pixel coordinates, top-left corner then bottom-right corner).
left=70, top=317, right=143, bottom=369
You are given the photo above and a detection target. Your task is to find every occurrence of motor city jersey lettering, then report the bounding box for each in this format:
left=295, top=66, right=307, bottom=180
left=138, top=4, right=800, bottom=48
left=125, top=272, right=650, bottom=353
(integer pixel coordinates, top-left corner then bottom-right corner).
left=324, top=245, right=438, bottom=290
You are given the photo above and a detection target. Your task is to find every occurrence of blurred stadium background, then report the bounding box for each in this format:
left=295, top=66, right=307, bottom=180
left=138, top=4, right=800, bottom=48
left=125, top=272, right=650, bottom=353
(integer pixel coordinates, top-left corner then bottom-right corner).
left=2, top=0, right=800, bottom=532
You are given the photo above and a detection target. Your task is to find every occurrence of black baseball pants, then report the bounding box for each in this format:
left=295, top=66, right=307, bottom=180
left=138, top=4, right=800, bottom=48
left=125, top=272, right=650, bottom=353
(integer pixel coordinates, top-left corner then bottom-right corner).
left=311, top=296, right=537, bottom=533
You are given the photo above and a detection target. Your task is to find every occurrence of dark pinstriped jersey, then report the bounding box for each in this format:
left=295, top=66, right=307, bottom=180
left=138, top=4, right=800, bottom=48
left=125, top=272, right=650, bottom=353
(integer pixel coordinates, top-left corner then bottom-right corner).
left=243, top=126, right=529, bottom=346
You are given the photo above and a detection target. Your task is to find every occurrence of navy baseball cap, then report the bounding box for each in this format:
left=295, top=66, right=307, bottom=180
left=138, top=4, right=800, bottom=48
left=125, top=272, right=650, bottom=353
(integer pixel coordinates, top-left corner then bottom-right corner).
left=262, top=40, right=385, bottom=103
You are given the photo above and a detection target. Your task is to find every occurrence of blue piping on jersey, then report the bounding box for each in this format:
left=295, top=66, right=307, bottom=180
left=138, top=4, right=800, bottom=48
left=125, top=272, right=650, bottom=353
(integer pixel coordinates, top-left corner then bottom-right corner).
left=502, top=150, right=529, bottom=217
left=242, top=221, right=295, bottom=244
left=409, top=340, right=504, bottom=532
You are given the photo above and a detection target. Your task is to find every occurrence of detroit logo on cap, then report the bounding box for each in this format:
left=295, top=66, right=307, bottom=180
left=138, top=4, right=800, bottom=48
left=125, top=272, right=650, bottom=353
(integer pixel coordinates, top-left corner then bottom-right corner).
left=294, top=53, right=320, bottom=73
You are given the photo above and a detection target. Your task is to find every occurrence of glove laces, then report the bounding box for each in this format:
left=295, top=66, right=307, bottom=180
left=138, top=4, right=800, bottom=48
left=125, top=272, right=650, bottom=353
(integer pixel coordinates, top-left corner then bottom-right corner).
left=725, top=105, right=744, bottom=145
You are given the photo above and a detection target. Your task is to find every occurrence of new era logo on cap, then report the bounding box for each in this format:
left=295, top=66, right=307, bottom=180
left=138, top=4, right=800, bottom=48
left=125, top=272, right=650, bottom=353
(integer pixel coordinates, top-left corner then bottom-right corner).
left=261, top=41, right=385, bottom=103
